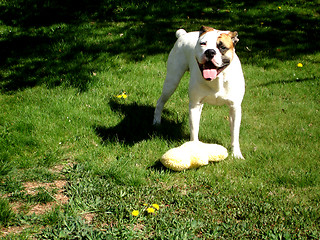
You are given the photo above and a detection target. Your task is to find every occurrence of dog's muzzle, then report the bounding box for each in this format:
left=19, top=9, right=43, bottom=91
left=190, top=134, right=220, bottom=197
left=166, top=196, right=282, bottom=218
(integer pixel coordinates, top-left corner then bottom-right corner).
left=197, top=59, right=228, bottom=81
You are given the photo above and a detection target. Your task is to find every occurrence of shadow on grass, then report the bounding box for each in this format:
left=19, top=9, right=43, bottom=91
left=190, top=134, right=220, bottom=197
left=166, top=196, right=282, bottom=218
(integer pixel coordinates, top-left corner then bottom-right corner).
left=94, top=100, right=188, bottom=145
left=148, top=155, right=221, bottom=173
left=254, top=76, right=318, bottom=87
left=0, top=0, right=319, bottom=93
left=147, top=160, right=171, bottom=172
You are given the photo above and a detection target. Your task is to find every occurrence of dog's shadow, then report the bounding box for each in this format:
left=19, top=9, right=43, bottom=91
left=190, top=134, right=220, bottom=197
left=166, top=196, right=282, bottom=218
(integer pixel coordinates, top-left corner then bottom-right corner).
left=94, top=100, right=187, bottom=146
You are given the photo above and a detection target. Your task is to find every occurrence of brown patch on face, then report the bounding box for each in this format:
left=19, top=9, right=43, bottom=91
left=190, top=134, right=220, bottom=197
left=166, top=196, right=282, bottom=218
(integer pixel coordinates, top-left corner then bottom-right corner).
left=217, top=33, right=236, bottom=62
left=200, top=26, right=215, bottom=36
left=217, top=33, right=235, bottom=51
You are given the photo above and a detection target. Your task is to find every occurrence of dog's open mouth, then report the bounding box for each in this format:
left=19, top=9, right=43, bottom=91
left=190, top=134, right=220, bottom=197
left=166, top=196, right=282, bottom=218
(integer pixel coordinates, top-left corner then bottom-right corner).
left=197, top=60, right=227, bottom=81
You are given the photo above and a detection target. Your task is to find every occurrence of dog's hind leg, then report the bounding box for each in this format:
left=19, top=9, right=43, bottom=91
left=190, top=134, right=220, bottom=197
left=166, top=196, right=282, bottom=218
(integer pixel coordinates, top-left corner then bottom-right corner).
left=153, top=53, right=188, bottom=125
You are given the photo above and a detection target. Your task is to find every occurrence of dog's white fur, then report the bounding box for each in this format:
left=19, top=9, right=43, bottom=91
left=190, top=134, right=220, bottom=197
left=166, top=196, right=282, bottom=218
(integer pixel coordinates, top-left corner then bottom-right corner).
left=153, top=27, right=245, bottom=159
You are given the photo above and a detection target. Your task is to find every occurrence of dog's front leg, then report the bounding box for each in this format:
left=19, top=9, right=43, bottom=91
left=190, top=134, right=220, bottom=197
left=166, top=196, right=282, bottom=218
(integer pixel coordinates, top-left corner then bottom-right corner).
left=189, top=102, right=203, bottom=141
left=229, top=105, right=244, bottom=159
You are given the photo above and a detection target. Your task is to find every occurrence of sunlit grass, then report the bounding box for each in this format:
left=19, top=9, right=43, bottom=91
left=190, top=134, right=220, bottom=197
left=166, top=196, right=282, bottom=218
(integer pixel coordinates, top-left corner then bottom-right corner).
left=0, top=0, right=319, bottom=238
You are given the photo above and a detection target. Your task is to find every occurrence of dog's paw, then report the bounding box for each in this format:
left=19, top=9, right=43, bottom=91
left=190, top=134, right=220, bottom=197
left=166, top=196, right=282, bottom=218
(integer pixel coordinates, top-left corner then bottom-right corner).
left=231, top=152, right=245, bottom=160
left=153, top=118, right=161, bottom=125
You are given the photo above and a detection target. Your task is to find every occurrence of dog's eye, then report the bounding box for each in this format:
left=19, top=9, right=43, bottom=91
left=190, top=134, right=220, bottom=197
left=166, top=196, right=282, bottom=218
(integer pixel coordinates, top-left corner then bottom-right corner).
left=218, top=45, right=229, bottom=54
left=200, top=41, right=207, bottom=46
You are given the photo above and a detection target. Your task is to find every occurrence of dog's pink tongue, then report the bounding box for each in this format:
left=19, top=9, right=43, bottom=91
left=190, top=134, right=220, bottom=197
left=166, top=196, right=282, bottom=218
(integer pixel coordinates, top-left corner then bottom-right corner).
left=203, top=69, right=217, bottom=80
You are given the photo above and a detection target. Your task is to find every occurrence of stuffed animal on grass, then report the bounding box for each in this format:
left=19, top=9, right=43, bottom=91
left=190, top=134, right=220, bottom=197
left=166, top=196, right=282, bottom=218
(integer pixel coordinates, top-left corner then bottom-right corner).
left=160, top=141, right=228, bottom=171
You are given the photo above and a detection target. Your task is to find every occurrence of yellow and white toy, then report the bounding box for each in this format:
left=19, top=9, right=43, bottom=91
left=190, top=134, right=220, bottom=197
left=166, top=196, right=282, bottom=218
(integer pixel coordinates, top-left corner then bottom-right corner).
left=160, top=141, right=228, bottom=171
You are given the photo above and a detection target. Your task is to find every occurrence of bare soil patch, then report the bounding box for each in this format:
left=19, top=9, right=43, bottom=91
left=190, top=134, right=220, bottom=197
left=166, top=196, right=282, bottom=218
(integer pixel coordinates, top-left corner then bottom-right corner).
left=1, top=164, right=72, bottom=237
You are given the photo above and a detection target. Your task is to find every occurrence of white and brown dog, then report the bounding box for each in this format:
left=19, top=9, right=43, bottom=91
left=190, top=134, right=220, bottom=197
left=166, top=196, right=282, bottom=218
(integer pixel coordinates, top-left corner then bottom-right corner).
left=153, top=26, right=245, bottom=159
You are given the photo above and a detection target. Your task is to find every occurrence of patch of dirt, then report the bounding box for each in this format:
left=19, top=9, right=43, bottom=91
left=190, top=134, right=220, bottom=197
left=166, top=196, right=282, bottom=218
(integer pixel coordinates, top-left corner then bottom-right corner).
left=8, top=180, right=70, bottom=217
left=0, top=225, right=30, bottom=237
left=82, top=213, right=96, bottom=224
left=25, top=180, right=69, bottom=216
left=1, top=163, right=73, bottom=237
left=133, top=223, right=145, bottom=231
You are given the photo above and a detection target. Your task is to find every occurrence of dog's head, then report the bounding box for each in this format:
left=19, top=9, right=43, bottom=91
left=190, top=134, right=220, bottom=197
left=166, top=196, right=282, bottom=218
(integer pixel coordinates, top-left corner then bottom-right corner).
left=195, top=26, right=239, bottom=81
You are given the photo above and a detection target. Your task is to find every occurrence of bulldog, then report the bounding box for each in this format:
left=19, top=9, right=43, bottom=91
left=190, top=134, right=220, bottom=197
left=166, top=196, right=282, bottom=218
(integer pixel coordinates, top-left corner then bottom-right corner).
left=153, top=26, right=245, bottom=159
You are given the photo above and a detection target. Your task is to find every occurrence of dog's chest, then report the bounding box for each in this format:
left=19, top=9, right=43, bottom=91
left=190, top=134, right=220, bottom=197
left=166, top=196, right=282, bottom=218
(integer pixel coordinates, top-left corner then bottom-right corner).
left=200, top=75, right=233, bottom=105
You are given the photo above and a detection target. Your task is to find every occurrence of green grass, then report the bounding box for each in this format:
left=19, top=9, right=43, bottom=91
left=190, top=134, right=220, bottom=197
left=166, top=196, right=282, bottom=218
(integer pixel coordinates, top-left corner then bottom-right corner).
left=0, top=0, right=320, bottom=239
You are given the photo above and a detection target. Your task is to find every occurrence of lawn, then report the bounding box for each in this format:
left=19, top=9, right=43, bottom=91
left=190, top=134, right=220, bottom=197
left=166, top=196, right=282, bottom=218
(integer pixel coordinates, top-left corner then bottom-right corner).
left=0, top=0, right=319, bottom=239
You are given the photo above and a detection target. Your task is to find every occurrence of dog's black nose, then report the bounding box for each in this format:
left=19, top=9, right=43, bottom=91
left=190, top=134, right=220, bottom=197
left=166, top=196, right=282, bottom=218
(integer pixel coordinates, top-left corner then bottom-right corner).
left=205, top=49, right=216, bottom=59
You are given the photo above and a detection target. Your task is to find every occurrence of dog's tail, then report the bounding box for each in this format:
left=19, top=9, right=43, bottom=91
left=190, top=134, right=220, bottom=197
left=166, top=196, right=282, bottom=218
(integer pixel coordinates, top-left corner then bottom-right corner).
left=176, top=29, right=187, bottom=39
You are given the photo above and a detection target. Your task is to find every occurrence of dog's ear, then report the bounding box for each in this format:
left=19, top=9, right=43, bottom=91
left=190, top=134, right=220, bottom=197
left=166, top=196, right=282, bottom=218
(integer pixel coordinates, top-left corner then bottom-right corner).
left=229, top=31, right=239, bottom=46
left=200, top=26, right=215, bottom=36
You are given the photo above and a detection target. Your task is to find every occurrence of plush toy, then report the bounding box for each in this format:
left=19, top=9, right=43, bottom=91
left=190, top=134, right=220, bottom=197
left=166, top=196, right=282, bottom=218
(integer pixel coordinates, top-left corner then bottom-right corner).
left=160, top=141, right=228, bottom=171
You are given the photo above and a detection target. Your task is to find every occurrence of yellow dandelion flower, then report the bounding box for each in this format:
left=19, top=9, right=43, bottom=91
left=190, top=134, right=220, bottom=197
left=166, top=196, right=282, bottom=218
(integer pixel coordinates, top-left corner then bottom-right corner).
left=297, top=63, right=303, bottom=68
left=147, top=208, right=155, bottom=214
left=115, top=91, right=128, bottom=99
left=278, top=6, right=281, bottom=10
left=152, top=204, right=160, bottom=210
left=131, top=210, right=139, bottom=216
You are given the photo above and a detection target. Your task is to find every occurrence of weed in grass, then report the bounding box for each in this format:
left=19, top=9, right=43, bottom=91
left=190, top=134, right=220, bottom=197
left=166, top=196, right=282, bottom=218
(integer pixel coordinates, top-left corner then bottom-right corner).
left=0, top=157, right=13, bottom=177
left=39, top=213, right=113, bottom=240
left=21, top=168, right=59, bottom=182
left=41, top=206, right=64, bottom=226
left=0, top=198, right=15, bottom=227
left=0, top=176, right=23, bottom=193
left=8, top=186, right=55, bottom=205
